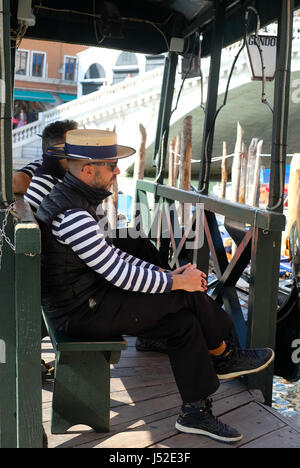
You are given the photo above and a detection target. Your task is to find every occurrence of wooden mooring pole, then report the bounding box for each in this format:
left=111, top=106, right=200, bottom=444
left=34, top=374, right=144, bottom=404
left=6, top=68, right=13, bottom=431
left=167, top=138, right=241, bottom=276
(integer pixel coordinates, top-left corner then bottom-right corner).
left=179, top=116, right=192, bottom=227
left=221, top=142, right=228, bottom=199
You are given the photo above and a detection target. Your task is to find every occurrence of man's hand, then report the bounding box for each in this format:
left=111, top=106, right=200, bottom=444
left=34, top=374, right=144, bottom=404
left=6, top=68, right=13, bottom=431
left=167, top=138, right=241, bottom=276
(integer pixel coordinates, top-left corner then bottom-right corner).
left=181, top=268, right=207, bottom=292
left=171, top=263, right=196, bottom=275
left=171, top=266, right=207, bottom=293
left=12, top=172, right=31, bottom=194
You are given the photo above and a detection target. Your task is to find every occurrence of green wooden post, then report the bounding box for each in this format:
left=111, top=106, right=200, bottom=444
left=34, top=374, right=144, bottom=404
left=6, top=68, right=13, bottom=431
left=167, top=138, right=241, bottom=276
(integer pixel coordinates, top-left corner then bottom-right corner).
left=0, top=0, right=17, bottom=448
left=247, top=228, right=283, bottom=405
left=14, top=198, right=42, bottom=448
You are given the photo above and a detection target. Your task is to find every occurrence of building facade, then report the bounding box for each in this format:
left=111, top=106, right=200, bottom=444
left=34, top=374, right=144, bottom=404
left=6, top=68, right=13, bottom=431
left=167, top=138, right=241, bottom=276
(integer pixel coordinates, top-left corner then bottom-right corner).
left=13, top=39, right=88, bottom=127
left=77, top=47, right=165, bottom=97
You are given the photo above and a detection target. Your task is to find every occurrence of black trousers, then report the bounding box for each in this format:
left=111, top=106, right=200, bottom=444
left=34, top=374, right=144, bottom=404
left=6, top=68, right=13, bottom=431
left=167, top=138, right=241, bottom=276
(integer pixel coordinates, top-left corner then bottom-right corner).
left=63, top=231, right=234, bottom=402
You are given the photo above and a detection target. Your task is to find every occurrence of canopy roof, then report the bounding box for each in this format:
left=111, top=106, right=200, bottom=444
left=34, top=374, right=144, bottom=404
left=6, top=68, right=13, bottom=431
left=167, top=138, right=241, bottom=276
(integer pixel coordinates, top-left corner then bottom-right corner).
left=10, top=0, right=300, bottom=56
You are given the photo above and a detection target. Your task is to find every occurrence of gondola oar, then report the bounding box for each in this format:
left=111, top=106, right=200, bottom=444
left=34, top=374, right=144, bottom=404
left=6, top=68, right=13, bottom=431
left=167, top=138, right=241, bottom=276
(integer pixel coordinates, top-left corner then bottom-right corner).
left=275, top=221, right=300, bottom=381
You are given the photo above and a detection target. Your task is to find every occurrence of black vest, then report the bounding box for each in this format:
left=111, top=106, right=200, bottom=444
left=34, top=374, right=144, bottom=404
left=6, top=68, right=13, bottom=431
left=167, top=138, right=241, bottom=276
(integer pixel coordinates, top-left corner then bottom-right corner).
left=37, top=172, right=112, bottom=323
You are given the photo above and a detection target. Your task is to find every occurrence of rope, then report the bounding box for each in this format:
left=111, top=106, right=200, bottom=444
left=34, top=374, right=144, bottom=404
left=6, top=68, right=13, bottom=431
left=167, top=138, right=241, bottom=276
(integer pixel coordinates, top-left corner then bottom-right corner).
left=170, top=148, right=295, bottom=165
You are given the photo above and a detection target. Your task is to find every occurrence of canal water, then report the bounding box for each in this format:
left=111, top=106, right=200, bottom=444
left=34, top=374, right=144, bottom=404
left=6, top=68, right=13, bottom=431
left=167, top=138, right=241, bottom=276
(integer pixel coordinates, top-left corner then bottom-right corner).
left=117, top=174, right=300, bottom=419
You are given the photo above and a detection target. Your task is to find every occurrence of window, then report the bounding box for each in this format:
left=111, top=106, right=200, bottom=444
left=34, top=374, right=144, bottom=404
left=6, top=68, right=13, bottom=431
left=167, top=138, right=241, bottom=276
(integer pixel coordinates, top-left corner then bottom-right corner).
left=116, top=52, right=138, bottom=67
left=84, top=63, right=105, bottom=80
left=113, top=52, right=139, bottom=84
left=112, top=70, right=139, bottom=84
left=31, top=52, right=46, bottom=77
left=145, top=55, right=165, bottom=72
left=64, top=56, right=77, bottom=81
left=15, top=50, right=29, bottom=75
left=82, top=63, right=106, bottom=96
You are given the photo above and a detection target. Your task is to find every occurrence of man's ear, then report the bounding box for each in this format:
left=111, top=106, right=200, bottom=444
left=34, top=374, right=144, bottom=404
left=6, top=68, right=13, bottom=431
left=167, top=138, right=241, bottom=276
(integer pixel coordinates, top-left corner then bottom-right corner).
left=81, top=164, right=94, bottom=179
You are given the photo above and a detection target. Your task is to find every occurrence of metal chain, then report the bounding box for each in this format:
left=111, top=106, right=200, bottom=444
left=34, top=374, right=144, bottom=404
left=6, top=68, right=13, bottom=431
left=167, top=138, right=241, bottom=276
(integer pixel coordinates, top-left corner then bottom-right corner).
left=0, top=203, right=16, bottom=271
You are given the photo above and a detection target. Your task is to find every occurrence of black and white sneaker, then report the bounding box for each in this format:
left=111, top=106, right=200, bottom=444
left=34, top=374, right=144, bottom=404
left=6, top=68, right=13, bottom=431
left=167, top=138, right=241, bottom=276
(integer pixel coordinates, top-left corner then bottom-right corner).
left=213, top=342, right=274, bottom=380
left=175, top=399, right=243, bottom=443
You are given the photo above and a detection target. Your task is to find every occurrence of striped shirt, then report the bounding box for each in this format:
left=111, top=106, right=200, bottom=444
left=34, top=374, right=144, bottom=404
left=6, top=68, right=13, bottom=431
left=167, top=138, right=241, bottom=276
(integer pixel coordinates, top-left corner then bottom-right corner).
left=25, top=174, right=61, bottom=213
left=17, top=159, right=42, bottom=179
left=52, top=208, right=173, bottom=294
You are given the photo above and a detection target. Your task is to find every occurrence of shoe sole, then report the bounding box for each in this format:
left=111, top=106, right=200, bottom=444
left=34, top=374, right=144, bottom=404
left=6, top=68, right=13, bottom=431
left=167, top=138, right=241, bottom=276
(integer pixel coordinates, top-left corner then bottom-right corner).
left=217, top=349, right=275, bottom=380
left=175, top=422, right=243, bottom=443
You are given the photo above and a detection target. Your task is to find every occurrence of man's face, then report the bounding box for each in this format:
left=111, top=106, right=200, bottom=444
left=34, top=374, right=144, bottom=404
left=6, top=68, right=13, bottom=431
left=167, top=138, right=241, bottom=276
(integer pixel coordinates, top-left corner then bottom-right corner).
left=90, top=160, right=120, bottom=191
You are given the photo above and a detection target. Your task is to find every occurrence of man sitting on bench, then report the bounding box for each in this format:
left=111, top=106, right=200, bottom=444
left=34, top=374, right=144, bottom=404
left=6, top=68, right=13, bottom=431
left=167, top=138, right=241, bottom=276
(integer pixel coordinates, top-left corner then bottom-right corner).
left=36, top=128, right=274, bottom=444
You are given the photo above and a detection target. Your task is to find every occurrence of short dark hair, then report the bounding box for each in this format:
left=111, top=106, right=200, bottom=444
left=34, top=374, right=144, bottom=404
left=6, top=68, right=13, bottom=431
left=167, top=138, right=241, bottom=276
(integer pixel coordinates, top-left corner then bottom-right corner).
left=42, top=119, right=78, bottom=153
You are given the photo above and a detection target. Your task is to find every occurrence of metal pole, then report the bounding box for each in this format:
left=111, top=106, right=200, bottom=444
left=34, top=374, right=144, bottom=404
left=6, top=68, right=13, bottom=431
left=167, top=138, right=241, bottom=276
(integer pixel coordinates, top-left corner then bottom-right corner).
left=154, top=51, right=178, bottom=185
left=268, top=0, right=294, bottom=212
left=152, top=56, right=168, bottom=168
left=196, top=0, right=224, bottom=275
left=198, top=0, right=225, bottom=195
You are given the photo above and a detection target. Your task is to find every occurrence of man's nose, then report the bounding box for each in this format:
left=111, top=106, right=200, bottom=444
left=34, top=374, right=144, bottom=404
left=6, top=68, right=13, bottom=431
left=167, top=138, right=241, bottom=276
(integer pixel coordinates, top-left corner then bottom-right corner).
left=114, top=165, right=121, bottom=175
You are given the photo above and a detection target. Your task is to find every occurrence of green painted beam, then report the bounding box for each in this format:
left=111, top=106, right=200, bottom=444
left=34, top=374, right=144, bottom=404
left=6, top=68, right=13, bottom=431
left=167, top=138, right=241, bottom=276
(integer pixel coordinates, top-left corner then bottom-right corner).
left=136, top=180, right=286, bottom=232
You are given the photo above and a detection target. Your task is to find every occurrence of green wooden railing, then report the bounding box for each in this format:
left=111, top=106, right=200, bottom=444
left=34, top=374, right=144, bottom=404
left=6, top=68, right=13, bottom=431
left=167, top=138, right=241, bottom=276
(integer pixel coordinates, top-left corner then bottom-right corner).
left=135, top=180, right=286, bottom=404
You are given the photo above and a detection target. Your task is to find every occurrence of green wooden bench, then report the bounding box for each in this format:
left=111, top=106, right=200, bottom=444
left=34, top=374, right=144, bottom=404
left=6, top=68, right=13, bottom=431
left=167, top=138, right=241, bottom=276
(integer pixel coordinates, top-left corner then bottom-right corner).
left=42, top=310, right=127, bottom=434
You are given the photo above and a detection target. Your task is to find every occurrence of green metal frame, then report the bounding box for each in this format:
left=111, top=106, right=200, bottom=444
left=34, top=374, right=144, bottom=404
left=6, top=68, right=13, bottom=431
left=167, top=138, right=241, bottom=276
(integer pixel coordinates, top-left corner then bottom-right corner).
left=0, top=0, right=42, bottom=448
left=0, top=0, right=295, bottom=448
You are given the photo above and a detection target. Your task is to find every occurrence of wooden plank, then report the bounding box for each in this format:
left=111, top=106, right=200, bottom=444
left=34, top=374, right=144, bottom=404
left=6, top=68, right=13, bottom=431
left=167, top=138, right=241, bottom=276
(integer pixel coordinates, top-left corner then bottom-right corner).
left=79, top=414, right=179, bottom=448
left=109, top=393, right=182, bottom=428
left=110, top=365, right=174, bottom=378
left=110, top=383, right=178, bottom=408
left=213, top=379, right=249, bottom=401
left=241, top=426, right=300, bottom=448
left=151, top=401, right=286, bottom=449
left=219, top=402, right=286, bottom=444
left=112, top=355, right=170, bottom=368
left=122, top=348, right=167, bottom=355
left=43, top=404, right=181, bottom=449
left=41, top=334, right=300, bottom=449
left=255, top=401, right=300, bottom=434
left=111, top=374, right=175, bottom=392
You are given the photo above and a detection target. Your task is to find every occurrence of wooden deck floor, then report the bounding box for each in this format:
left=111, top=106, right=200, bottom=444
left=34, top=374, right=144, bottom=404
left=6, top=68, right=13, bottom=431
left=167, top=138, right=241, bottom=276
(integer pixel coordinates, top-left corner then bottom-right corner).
left=42, top=336, right=300, bottom=449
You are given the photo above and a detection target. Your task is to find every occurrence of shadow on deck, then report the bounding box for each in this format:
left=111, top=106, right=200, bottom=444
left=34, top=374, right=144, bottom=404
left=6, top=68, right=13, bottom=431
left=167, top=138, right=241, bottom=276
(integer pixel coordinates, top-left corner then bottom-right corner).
left=42, top=336, right=300, bottom=449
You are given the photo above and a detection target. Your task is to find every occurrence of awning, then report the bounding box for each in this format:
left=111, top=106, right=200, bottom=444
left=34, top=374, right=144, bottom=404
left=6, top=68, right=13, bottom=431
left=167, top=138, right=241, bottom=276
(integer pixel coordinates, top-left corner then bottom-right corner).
left=12, top=0, right=300, bottom=56
left=13, top=89, right=56, bottom=103
left=58, top=93, right=77, bottom=102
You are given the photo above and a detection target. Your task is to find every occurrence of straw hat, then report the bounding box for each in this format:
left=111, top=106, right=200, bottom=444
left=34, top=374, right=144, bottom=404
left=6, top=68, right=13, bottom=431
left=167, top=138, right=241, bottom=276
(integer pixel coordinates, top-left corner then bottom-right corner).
left=48, top=129, right=136, bottom=160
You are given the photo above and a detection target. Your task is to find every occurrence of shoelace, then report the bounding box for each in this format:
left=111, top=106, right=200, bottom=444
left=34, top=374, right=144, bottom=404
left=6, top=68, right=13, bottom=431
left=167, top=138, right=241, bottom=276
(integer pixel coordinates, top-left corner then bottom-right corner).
left=203, top=398, right=236, bottom=434
left=218, top=342, right=262, bottom=361
left=233, top=346, right=262, bottom=359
